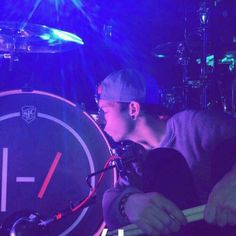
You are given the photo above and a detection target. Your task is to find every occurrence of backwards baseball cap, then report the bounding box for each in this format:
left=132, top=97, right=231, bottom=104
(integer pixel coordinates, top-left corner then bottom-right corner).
left=97, top=68, right=160, bottom=104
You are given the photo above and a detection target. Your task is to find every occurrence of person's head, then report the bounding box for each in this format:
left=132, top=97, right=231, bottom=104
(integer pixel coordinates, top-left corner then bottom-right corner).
left=96, top=68, right=168, bottom=142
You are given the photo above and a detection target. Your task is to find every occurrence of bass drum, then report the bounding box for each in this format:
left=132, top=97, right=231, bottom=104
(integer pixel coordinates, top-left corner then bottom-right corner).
left=0, top=90, right=115, bottom=236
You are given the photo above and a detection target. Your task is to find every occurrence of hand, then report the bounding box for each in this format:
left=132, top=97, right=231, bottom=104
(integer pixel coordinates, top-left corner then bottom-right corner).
left=124, top=192, right=187, bottom=235
left=204, top=169, right=236, bottom=226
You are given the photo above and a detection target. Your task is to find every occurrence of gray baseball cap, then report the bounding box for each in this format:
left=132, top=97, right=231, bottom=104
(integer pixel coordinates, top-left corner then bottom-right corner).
left=97, top=68, right=160, bottom=104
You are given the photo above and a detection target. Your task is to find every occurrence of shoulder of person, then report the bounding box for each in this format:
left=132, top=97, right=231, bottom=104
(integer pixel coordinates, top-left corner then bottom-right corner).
left=171, top=109, right=236, bottom=124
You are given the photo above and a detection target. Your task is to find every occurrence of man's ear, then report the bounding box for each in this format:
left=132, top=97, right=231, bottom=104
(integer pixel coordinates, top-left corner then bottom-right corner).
left=129, top=101, right=141, bottom=120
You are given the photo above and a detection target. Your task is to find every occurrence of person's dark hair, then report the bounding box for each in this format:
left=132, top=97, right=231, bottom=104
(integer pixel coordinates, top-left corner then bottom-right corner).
left=119, top=102, right=171, bottom=118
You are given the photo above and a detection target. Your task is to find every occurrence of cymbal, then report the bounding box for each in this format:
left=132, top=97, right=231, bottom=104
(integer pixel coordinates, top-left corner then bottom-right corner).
left=153, top=40, right=208, bottom=59
left=153, top=41, right=181, bottom=58
left=0, top=22, right=84, bottom=53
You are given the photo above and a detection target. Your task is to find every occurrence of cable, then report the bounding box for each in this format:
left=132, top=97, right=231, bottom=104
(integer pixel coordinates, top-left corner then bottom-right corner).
left=55, top=155, right=117, bottom=219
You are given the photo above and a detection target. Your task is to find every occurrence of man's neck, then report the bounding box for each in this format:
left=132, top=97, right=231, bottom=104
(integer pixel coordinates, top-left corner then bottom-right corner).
left=128, top=116, right=167, bottom=150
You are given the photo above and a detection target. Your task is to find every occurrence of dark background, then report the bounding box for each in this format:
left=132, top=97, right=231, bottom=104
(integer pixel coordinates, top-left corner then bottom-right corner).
left=0, top=0, right=235, bottom=112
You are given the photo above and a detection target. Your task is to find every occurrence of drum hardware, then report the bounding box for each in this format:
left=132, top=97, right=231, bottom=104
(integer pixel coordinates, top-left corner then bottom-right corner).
left=21, top=84, right=34, bottom=92
left=230, top=52, right=236, bottom=115
left=0, top=90, right=115, bottom=235
left=215, top=51, right=236, bottom=115
left=176, top=41, right=191, bottom=86
left=86, top=152, right=121, bottom=189
left=218, top=51, right=236, bottom=72
left=1, top=195, right=97, bottom=236
left=220, top=96, right=228, bottom=112
left=153, top=40, right=206, bottom=110
left=0, top=211, right=49, bottom=236
left=160, top=87, right=186, bottom=112
left=2, top=141, right=143, bottom=236
left=153, top=41, right=182, bottom=59
left=196, top=54, right=214, bottom=71
left=0, top=53, right=18, bottom=60
left=231, top=79, right=236, bottom=114
left=5, top=159, right=115, bottom=236
left=0, top=21, right=84, bottom=54
left=185, top=80, right=204, bottom=89
left=87, top=142, right=146, bottom=185
left=103, top=19, right=113, bottom=42
left=197, top=1, right=211, bottom=109
left=153, top=1, right=215, bottom=111
left=0, top=49, right=19, bottom=72
left=153, top=41, right=203, bottom=60
left=0, top=21, right=84, bottom=71
left=0, top=53, right=19, bottom=71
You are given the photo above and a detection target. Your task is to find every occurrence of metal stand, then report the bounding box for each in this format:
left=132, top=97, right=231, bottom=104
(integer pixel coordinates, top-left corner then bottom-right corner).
left=198, top=1, right=210, bottom=109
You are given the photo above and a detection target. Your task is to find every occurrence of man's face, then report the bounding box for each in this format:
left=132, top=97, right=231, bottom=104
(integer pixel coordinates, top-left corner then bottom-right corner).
left=98, top=99, right=134, bottom=142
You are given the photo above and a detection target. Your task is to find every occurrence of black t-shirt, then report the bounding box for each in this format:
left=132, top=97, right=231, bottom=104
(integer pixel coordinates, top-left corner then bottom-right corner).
left=111, top=147, right=224, bottom=236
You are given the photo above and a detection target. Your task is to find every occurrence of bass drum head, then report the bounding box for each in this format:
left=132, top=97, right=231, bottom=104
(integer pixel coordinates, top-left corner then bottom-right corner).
left=0, top=90, right=115, bottom=236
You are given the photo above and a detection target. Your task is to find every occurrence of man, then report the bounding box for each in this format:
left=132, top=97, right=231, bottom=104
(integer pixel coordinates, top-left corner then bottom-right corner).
left=97, top=68, right=236, bottom=235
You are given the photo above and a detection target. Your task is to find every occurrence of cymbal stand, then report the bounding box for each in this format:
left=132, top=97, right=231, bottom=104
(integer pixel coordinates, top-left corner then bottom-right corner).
left=177, top=2, right=191, bottom=109
left=8, top=36, right=17, bottom=71
left=0, top=38, right=18, bottom=72
left=231, top=65, right=236, bottom=115
left=177, top=41, right=190, bottom=109
left=198, top=1, right=210, bottom=109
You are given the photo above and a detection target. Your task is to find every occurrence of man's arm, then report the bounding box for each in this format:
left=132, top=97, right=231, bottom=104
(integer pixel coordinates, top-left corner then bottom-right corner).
left=103, top=148, right=194, bottom=235
left=124, top=192, right=187, bottom=235
left=205, top=137, right=236, bottom=226
left=102, top=185, right=142, bottom=229
left=205, top=168, right=236, bottom=226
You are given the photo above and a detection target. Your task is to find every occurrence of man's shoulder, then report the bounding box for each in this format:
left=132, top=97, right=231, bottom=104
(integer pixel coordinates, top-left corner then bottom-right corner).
left=168, top=109, right=236, bottom=140
left=168, top=109, right=197, bottom=126
left=171, top=109, right=234, bottom=123
left=172, top=109, right=202, bottom=119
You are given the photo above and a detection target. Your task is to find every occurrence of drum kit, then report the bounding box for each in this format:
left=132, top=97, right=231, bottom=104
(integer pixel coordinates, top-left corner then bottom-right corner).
left=153, top=1, right=236, bottom=116
left=0, top=22, right=112, bottom=236
left=0, top=1, right=235, bottom=235
left=0, top=2, right=235, bottom=114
